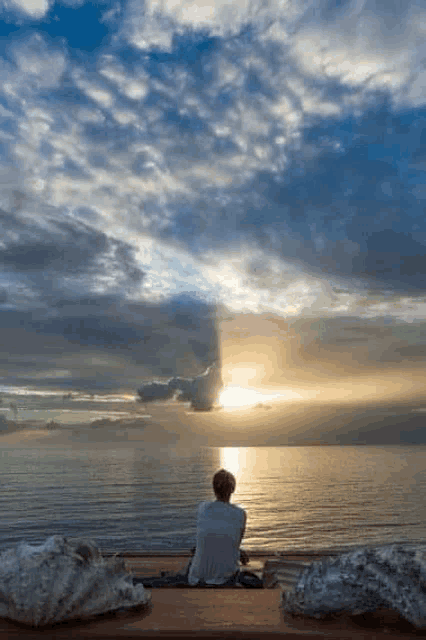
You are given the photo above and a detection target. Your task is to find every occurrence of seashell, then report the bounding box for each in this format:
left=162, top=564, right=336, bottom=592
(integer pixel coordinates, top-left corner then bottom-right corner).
left=0, top=536, right=151, bottom=627
left=281, top=543, right=426, bottom=628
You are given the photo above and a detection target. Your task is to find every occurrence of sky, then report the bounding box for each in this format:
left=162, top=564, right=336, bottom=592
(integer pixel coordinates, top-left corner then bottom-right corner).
left=0, top=0, right=426, bottom=409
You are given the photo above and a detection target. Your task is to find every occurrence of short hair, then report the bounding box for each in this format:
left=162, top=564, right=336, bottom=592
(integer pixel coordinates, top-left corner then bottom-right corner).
left=213, top=469, right=236, bottom=500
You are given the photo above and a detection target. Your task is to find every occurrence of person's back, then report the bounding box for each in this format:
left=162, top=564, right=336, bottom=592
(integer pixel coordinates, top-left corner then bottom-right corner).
left=136, top=469, right=262, bottom=589
left=188, top=468, right=246, bottom=586
left=188, top=499, right=245, bottom=585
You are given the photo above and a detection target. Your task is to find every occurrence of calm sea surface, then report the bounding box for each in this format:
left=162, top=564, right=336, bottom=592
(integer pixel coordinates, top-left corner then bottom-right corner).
left=1, top=417, right=426, bottom=554
left=0, top=390, right=425, bottom=554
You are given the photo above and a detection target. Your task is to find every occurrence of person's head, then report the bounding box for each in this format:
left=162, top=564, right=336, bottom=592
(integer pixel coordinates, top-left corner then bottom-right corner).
left=213, top=469, right=236, bottom=502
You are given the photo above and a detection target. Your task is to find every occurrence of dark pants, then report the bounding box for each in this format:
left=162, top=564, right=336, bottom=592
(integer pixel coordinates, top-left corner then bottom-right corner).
left=134, top=557, right=263, bottom=589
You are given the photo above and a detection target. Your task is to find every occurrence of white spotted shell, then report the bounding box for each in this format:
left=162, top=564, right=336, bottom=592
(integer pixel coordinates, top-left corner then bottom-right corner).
left=0, top=536, right=151, bottom=627
left=282, top=543, right=426, bottom=628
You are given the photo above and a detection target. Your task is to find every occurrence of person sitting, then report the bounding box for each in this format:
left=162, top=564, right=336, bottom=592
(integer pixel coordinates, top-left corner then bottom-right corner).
left=136, top=469, right=262, bottom=588
left=187, top=468, right=246, bottom=586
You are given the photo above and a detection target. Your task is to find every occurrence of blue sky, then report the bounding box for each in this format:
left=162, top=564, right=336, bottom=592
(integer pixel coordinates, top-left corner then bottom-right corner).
left=0, top=0, right=426, bottom=396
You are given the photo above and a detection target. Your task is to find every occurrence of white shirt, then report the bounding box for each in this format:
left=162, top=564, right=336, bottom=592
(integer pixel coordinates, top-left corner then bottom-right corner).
left=188, top=500, right=246, bottom=586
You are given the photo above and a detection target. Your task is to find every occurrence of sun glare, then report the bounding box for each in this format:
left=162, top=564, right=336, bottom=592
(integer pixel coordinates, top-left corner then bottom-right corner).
left=218, top=385, right=285, bottom=410
left=218, top=364, right=306, bottom=410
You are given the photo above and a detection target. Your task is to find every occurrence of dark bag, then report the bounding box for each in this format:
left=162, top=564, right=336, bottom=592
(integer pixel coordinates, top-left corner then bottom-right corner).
left=236, top=570, right=263, bottom=588
left=135, top=568, right=263, bottom=589
left=134, top=548, right=263, bottom=589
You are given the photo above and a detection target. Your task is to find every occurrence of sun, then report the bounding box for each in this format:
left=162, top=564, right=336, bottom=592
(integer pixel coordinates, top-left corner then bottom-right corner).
left=219, top=386, right=258, bottom=409
left=218, top=385, right=284, bottom=410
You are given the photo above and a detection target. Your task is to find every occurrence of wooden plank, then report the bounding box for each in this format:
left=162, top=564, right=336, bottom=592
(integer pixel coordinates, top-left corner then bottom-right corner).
left=103, top=553, right=336, bottom=583
left=119, top=555, right=313, bottom=591
left=122, top=557, right=266, bottom=578
left=123, top=557, right=192, bottom=576
left=2, top=551, right=422, bottom=639
left=102, top=550, right=339, bottom=559
left=0, top=590, right=422, bottom=640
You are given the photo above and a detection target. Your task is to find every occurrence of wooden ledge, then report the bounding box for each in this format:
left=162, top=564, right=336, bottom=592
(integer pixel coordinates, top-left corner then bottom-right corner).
left=0, top=590, right=424, bottom=640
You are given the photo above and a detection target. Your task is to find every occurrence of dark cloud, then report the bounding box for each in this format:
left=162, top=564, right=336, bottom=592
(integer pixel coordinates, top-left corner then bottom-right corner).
left=0, top=219, right=107, bottom=276
left=1, top=243, right=61, bottom=271
left=0, top=215, right=145, bottom=305
left=289, top=316, right=426, bottom=371
left=137, top=362, right=223, bottom=411
left=114, top=244, right=145, bottom=284
left=281, top=404, right=426, bottom=446
left=394, top=345, right=426, bottom=360
left=136, top=381, right=176, bottom=403
left=352, top=230, right=426, bottom=290
left=0, top=292, right=220, bottom=389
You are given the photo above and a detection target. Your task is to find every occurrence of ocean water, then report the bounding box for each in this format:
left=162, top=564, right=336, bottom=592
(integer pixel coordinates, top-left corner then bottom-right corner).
left=1, top=389, right=426, bottom=555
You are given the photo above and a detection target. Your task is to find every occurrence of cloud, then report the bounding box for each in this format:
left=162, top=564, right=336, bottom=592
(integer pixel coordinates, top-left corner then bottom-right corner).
left=1, top=25, right=423, bottom=314
left=0, top=205, right=221, bottom=389
left=120, top=0, right=426, bottom=112
left=1, top=0, right=94, bottom=19
left=219, top=312, right=426, bottom=393
left=123, top=0, right=304, bottom=51
left=98, top=55, right=149, bottom=101
left=0, top=214, right=145, bottom=303
left=352, top=230, right=426, bottom=290
left=2, top=0, right=50, bottom=18
left=137, top=362, right=223, bottom=410
left=0, top=0, right=426, bottom=398
left=9, top=34, right=66, bottom=87
left=0, top=293, right=220, bottom=388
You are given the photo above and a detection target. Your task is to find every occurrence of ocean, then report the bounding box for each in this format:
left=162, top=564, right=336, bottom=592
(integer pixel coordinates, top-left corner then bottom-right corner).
left=1, top=388, right=426, bottom=555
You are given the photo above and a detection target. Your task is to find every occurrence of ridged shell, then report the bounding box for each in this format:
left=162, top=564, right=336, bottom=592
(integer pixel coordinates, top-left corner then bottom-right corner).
left=281, top=543, right=426, bottom=628
left=0, top=536, right=151, bottom=627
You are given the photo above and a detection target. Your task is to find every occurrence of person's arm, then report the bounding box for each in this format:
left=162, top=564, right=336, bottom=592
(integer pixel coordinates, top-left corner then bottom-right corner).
left=191, top=502, right=203, bottom=556
left=239, top=510, right=247, bottom=546
left=239, top=510, right=249, bottom=565
left=185, top=503, right=203, bottom=575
